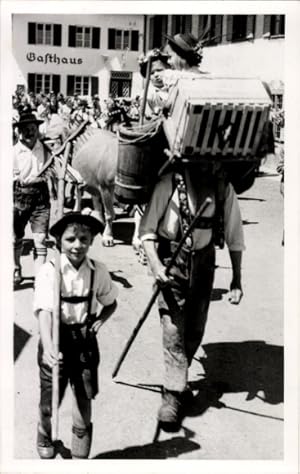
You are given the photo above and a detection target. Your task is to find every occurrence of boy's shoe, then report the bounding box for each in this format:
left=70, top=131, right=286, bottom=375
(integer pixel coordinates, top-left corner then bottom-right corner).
left=157, top=389, right=183, bottom=432
left=37, top=430, right=55, bottom=459
left=13, top=267, right=23, bottom=287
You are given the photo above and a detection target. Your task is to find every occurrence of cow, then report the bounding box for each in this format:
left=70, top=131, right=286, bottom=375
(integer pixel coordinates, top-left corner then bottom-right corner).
left=71, top=128, right=119, bottom=247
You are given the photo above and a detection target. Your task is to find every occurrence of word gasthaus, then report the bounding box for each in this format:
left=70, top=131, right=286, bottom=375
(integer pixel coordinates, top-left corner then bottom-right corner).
left=26, top=52, right=83, bottom=65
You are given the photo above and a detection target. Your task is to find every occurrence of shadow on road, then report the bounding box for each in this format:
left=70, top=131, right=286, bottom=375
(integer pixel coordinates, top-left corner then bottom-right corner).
left=110, top=270, right=133, bottom=289
left=189, top=340, right=283, bottom=417
left=93, top=433, right=200, bottom=459
left=242, top=219, right=259, bottom=225
left=210, top=288, right=228, bottom=301
left=238, top=196, right=266, bottom=202
left=14, top=323, right=32, bottom=361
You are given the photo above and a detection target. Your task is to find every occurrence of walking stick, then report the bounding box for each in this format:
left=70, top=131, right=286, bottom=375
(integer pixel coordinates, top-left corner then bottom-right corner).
left=51, top=142, right=71, bottom=441
left=112, top=196, right=212, bottom=379
left=139, top=55, right=153, bottom=126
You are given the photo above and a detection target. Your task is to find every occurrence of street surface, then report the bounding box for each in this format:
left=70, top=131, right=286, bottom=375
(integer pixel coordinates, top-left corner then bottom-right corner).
left=13, top=164, right=283, bottom=460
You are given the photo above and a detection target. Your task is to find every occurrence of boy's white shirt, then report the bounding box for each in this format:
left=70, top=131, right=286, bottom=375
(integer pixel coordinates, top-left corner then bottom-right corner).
left=33, top=254, right=118, bottom=325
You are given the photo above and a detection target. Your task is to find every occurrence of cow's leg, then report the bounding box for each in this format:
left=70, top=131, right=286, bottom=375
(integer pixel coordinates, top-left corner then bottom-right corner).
left=99, top=185, right=115, bottom=247
left=91, top=193, right=105, bottom=224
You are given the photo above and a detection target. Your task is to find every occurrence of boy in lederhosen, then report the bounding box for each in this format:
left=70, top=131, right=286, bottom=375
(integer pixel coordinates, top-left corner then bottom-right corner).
left=33, top=212, right=118, bottom=459
left=13, top=111, right=51, bottom=287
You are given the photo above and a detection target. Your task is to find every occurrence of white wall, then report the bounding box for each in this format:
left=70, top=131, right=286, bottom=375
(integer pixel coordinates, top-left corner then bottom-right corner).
left=201, top=38, right=284, bottom=84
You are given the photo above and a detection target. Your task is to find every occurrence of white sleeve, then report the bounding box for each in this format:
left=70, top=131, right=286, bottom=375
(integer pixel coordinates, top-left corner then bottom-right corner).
left=33, top=262, right=55, bottom=316
left=139, top=173, right=173, bottom=241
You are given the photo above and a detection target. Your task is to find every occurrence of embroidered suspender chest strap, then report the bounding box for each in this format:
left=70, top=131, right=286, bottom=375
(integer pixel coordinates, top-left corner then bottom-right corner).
left=174, top=172, right=193, bottom=251
left=173, top=172, right=215, bottom=248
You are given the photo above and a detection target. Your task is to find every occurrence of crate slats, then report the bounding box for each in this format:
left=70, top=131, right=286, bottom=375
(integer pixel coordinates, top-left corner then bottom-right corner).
left=163, top=76, right=272, bottom=160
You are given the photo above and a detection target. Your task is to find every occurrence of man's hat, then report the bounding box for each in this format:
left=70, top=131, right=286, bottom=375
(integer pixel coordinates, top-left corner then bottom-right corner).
left=164, top=33, right=203, bottom=66
left=50, top=212, right=104, bottom=238
left=14, top=112, right=44, bottom=128
left=139, top=48, right=170, bottom=78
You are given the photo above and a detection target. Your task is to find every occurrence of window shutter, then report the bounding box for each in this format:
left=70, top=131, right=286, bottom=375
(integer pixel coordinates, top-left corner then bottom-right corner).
left=131, top=30, right=139, bottom=51
left=27, top=73, right=35, bottom=93
left=171, top=15, right=177, bottom=35
left=108, top=28, right=115, bottom=49
left=68, top=25, right=76, bottom=47
left=92, top=27, right=100, bottom=48
left=67, top=76, right=75, bottom=96
left=214, top=15, right=223, bottom=43
left=28, top=22, right=36, bottom=44
left=184, top=15, right=192, bottom=34
left=53, top=24, right=62, bottom=46
left=226, top=15, right=233, bottom=41
left=52, top=75, right=60, bottom=94
left=91, top=76, right=99, bottom=96
left=247, top=15, right=256, bottom=36
left=263, top=15, right=271, bottom=34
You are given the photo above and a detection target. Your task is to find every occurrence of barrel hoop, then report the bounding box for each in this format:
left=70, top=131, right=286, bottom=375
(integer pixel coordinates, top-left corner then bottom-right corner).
left=117, top=120, right=162, bottom=145
left=115, top=179, right=145, bottom=190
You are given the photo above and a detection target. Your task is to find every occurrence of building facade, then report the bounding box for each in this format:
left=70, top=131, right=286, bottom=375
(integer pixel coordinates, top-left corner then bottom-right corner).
left=12, top=14, right=145, bottom=99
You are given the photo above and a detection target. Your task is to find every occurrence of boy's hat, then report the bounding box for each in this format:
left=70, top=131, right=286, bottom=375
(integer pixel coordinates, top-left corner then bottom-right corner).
left=14, top=111, right=44, bottom=128
left=50, top=212, right=104, bottom=238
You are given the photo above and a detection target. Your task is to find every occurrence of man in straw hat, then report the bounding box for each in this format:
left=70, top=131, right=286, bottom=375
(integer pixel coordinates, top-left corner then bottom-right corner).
left=33, top=211, right=118, bottom=458
left=13, top=111, right=51, bottom=287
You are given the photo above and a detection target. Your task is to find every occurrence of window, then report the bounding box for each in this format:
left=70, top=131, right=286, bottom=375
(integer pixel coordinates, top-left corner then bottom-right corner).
left=109, top=71, right=132, bottom=97
left=67, top=76, right=99, bottom=96
left=270, top=15, right=285, bottom=36
left=226, top=15, right=256, bottom=42
left=149, top=15, right=168, bottom=49
left=232, top=15, right=247, bottom=41
left=68, top=25, right=100, bottom=48
left=171, top=15, right=192, bottom=35
left=28, top=22, right=61, bottom=46
left=198, top=15, right=223, bottom=45
left=263, top=15, right=285, bottom=37
left=108, top=29, right=139, bottom=51
left=27, top=73, right=60, bottom=94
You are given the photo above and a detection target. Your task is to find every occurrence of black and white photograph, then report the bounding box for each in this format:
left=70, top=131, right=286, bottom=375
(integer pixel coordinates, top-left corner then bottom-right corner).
left=0, top=1, right=299, bottom=473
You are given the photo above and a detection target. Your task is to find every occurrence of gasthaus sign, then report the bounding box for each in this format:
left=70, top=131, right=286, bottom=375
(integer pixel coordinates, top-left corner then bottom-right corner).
left=26, top=52, right=83, bottom=65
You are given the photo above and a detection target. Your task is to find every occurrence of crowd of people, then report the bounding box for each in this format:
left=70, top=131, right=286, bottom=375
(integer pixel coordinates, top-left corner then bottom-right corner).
left=12, top=88, right=142, bottom=139
left=12, top=31, right=282, bottom=460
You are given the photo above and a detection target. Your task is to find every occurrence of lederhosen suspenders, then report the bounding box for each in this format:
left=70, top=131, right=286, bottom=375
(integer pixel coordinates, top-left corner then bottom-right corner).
left=50, top=260, right=96, bottom=325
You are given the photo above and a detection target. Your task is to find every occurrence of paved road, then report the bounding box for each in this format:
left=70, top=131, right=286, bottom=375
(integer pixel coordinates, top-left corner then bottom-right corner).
left=13, top=169, right=283, bottom=460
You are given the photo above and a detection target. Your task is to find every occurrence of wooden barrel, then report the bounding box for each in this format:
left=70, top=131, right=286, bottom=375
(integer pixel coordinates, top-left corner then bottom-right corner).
left=115, top=119, right=167, bottom=204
